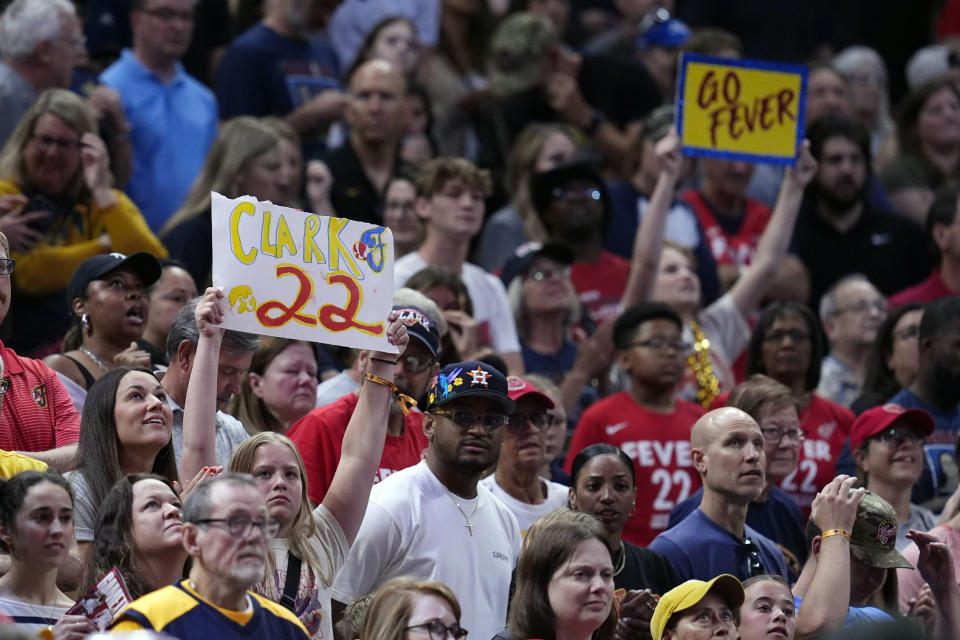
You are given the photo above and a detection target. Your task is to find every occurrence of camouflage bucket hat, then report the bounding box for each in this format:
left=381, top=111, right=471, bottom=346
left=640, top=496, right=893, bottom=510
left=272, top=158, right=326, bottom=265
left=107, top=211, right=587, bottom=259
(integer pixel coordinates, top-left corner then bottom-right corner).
left=488, top=13, right=557, bottom=97
left=848, top=490, right=913, bottom=569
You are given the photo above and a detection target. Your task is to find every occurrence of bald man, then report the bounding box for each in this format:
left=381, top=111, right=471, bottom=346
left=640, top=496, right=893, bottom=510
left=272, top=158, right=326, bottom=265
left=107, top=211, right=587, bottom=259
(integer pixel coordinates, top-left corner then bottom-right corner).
left=649, top=407, right=788, bottom=582
left=325, top=59, right=411, bottom=224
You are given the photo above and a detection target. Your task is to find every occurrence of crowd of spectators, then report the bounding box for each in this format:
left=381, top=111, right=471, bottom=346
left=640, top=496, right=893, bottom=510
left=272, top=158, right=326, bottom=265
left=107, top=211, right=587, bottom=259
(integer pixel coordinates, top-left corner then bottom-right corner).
left=4, top=0, right=960, bottom=638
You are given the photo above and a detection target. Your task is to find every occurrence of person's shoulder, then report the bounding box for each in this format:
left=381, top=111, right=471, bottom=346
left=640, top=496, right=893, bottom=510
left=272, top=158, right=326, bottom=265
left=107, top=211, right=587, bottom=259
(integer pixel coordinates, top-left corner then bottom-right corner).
left=113, top=583, right=199, bottom=630
left=250, top=592, right=310, bottom=636
left=0, top=450, right=47, bottom=478
left=579, top=391, right=633, bottom=420
left=674, top=399, right=707, bottom=419
left=226, top=23, right=277, bottom=51
left=808, top=394, right=855, bottom=425
left=99, top=51, right=140, bottom=85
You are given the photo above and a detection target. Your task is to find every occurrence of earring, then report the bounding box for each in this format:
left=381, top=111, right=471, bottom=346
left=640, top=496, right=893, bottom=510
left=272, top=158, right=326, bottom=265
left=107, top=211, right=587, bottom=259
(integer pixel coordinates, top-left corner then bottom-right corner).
left=80, top=313, right=90, bottom=332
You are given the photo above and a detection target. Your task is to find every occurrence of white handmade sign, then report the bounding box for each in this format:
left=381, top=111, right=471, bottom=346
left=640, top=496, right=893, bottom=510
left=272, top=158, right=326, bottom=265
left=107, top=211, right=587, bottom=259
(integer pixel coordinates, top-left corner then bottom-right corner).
left=211, top=193, right=397, bottom=352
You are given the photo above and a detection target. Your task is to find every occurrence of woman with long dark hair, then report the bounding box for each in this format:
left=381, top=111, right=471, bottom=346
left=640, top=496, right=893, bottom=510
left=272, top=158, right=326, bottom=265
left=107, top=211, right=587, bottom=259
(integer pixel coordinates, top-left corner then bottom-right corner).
left=65, top=367, right=178, bottom=559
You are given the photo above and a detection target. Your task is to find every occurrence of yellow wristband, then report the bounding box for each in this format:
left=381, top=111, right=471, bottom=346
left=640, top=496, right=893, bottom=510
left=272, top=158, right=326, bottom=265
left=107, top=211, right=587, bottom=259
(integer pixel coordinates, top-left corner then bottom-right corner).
left=364, top=372, right=417, bottom=417
left=821, top=528, right=851, bottom=541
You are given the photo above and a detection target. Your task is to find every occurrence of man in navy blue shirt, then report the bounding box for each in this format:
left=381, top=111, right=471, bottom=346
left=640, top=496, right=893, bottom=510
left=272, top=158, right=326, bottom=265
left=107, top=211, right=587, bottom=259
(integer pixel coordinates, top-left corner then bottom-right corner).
left=649, top=407, right=788, bottom=582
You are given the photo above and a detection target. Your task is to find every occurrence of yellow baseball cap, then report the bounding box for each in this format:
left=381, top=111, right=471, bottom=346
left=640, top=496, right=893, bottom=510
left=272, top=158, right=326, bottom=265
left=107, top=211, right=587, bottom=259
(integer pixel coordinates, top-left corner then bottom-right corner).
left=650, top=575, right=745, bottom=640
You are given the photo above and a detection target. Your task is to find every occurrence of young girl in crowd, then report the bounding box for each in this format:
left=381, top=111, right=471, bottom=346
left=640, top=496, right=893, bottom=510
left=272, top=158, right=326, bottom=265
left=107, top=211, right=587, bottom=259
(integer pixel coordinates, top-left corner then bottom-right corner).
left=81, top=474, right=186, bottom=600
left=0, top=471, right=97, bottom=638
left=181, top=287, right=409, bottom=639
left=739, top=574, right=797, bottom=640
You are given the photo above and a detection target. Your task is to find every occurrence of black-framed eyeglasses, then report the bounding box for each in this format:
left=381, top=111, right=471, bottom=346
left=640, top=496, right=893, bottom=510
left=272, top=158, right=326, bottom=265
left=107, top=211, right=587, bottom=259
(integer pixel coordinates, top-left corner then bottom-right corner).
left=546, top=413, right=566, bottom=428
left=193, top=516, right=280, bottom=539
left=431, top=409, right=507, bottom=431
left=873, top=428, right=924, bottom=448
left=742, top=536, right=766, bottom=577
left=627, top=338, right=690, bottom=354
left=760, top=427, right=807, bottom=445
left=507, top=412, right=550, bottom=432
left=406, top=620, right=468, bottom=640
left=398, top=354, right=433, bottom=374
left=0, top=259, right=14, bottom=275
left=138, top=7, right=195, bottom=22
left=763, top=328, right=810, bottom=344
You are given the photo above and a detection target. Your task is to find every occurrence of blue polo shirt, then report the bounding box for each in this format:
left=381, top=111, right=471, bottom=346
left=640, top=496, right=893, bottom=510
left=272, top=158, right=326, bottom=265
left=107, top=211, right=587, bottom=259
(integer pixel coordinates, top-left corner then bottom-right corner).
left=649, top=508, right=788, bottom=583
left=100, top=50, right=218, bottom=231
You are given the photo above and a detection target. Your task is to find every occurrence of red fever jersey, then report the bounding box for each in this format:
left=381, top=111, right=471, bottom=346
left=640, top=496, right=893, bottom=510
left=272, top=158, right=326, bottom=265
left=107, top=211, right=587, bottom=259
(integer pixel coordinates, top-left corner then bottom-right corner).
left=564, top=392, right=705, bottom=546
left=711, top=391, right=853, bottom=520
left=780, top=395, right=854, bottom=519
left=287, top=393, right=429, bottom=505
left=682, top=189, right=771, bottom=267
left=570, top=251, right=629, bottom=325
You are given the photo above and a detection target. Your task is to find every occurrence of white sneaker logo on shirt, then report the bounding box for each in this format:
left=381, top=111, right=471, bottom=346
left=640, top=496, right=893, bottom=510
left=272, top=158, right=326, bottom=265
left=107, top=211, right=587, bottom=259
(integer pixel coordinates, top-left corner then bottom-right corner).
left=605, top=422, right=628, bottom=436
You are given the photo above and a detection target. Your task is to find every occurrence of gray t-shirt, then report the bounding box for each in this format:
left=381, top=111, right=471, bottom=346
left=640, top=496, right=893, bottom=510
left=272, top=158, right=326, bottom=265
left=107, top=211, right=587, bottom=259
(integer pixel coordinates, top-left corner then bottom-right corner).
left=168, top=400, right=250, bottom=468
left=65, top=470, right=96, bottom=542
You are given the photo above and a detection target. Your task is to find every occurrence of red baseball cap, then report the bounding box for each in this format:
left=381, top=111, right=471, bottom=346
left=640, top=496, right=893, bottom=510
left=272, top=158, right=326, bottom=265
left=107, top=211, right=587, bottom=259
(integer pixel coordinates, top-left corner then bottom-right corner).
left=506, top=376, right=555, bottom=410
left=849, top=403, right=935, bottom=452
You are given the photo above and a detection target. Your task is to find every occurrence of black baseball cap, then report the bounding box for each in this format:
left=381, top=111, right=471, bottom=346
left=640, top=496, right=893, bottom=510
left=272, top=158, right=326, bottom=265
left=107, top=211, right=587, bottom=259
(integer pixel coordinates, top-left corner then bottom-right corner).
left=499, top=241, right=575, bottom=288
left=66, top=252, right=162, bottom=304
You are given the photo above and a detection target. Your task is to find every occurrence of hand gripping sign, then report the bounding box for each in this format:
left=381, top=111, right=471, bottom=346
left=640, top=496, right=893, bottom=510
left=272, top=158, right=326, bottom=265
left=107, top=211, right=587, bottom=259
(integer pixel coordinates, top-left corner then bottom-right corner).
left=211, top=193, right=398, bottom=353
left=676, top=53, right=808, bottom=165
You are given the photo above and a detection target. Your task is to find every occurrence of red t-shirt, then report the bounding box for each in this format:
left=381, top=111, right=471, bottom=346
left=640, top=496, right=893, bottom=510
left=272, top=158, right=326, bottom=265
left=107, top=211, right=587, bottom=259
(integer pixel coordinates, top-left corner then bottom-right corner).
left=782, top=395, right=854, bottom=519
left=570, top=251, right=629, bottom=325
left=682, top=190, right=771, bottom=267
left=888, top=270, right=956, bottom=308
left=287, top=393, right=428, bottom=505
left=564, top=392, right=704, bottom=546
left=0, top=340, right=80, bottom=452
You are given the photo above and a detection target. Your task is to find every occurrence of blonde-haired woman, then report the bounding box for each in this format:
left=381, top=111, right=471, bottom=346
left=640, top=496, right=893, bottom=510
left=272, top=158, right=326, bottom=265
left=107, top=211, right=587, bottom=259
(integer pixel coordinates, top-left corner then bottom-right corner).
left=182, top=286, right=410, bottom=639
left=0, top=88, right=165, bottom=354
left=359, top=577, right=466, bottom=640
left=477, top=122, right=582, bottom=271
left=161, top=116, right=289, bottom=288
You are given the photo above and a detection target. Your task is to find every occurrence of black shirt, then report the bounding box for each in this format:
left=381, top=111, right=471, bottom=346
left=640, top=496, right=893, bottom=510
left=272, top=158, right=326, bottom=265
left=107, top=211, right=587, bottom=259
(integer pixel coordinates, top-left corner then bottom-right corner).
left=792, top=195, right=931, bottom=308
left=323, top=141, right=410, bottom=226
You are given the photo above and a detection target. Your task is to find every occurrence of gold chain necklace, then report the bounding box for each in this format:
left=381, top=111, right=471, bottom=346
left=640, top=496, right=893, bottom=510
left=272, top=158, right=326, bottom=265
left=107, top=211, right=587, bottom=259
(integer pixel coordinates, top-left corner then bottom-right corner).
left=613, top=541, right=626, bottom=576
left=447, top=493, right=480, bottom=536
left=687, top=320, right=720, bottom=408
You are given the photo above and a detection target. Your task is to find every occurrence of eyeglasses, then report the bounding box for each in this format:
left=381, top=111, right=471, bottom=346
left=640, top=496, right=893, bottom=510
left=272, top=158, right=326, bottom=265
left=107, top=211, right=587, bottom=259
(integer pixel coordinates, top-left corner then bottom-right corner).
left=30, top=134, right=83, bottom=153
left=546, top=413, right=566, bottom=428
left=139, top=7, right=195, bottom=22
left=431, top=409, right=507, bottom=431
left=832, top=299, right=887, bottom=316
left=763, top=328, right=810, bottom=344
left=893, top=324, right=920, bottom=341
left=399, top=354, right=433, bottom=374
left=406, top=620, right=468, bottom=640
left=550, top=187, right=602, bottom=201
left=873, top=428, right=924, bottom=448
left=193, top=516, right=280, bottom=539
left=742, top=536, right=766, bottom=577
left=760, top=427, right=807, bottom=445
left=385, top=200, right=415, bottom=212
left=0, top=259, right=14, bottom=275
left=627, top=338, right=690, bottom=354
left=507, top=412, right=550, bottom=432
left=527, top=267, right=570, bottom=282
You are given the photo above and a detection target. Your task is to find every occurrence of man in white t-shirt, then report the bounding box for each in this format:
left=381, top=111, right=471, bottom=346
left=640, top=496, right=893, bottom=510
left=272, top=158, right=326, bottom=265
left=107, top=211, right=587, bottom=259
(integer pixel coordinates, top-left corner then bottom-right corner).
left=393, top=157, right=523, bottom=374
left=480, top=375, right=569, bottom=532
left=331, top=360, right=523, bottom=639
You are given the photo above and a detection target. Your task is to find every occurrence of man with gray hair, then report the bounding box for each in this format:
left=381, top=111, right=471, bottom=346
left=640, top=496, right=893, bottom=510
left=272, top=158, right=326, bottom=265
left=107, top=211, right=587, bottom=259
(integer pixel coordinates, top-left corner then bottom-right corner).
left=288, top=287, right=445, bottom=504
left=161, top=295, right=259, bottom=467
left=0, top=0, right=83, bottom=144
left=111, top=473, right=309, bottom=637
left=816, top=274, right=887, bottom=407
